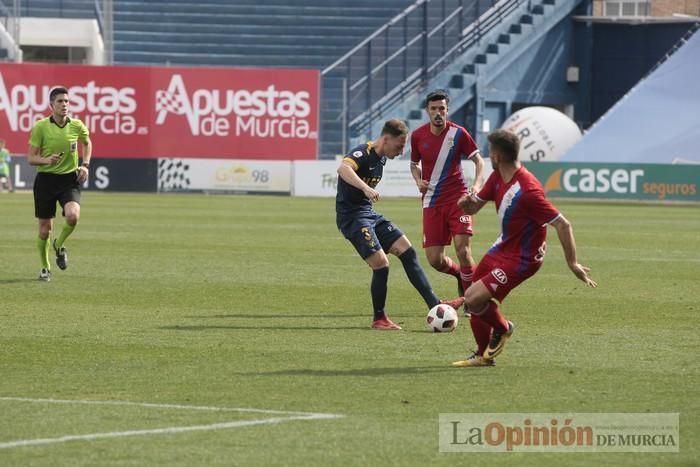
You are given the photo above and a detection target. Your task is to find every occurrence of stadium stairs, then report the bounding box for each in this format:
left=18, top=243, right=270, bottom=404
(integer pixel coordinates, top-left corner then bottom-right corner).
left=347, top=0, right=586, bottom=149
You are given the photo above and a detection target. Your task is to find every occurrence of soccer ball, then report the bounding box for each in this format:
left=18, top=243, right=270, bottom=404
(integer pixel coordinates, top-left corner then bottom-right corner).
left=426, top=304, right=458, bottom=332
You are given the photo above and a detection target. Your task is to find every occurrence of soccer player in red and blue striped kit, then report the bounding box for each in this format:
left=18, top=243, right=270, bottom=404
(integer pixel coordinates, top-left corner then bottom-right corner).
left=452, top=129, right=597, bottom=367
left=410, top=90, right=485, bottom=297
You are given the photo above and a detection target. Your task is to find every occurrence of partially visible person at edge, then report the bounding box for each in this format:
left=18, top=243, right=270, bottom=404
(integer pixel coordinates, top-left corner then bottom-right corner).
left=410, top=89, right=484, bottom=298
left=27, top=86, right=92, bottom=282
left=452, top=129, right=597, bottom=367
left=336, top=118, right=465, bottom=330
left=0, top=139, right=14, bottom=192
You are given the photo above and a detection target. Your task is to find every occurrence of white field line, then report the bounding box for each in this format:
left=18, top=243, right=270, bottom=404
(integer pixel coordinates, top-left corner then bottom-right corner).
left=0, top=397, right=343, bottom=450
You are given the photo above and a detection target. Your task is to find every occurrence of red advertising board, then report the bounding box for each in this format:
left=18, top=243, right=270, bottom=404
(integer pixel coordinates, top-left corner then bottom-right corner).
left=0, top=62, right=319, bottom=159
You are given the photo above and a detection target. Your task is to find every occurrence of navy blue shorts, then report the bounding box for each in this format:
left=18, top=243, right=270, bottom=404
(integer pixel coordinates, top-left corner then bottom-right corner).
left=337, top=210, right=404, bottom=259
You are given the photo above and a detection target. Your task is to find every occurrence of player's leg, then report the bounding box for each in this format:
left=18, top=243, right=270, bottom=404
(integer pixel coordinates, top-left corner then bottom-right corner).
left=0, top=165, right=7, bottom=191
left=388, top=234, right=440, bottom=309
left=37, top=218, right=53, bottom=281
left=0, top=163, right=15, bottom=193
left=452, top=280, right=500, bottom=367
left=423, top=206, right=461, bottom=292
left=467, top=261, right=531, bottom=359
left=453, top=234, right=476, bottom=296
left=339, top=214, right=400, bottom=330
left=364, top=249, right=400, bottom=329
left=33, top=174, right=55, bottom=281
left=452, top=254, right=501, bottom=366
left=451, top=206, right=476, bottom=295
left=54, top=180, right=82, bottom=270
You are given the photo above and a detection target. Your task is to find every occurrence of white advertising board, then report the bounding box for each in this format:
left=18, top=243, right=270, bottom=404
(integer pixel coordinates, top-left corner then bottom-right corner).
left=292, top=159, right=487, bottom=197
left=158, top=158, right=292, bottom=193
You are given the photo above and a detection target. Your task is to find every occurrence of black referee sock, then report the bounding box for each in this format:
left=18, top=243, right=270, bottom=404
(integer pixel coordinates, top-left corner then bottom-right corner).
left=398, top=247, right=440, bottom=308
left=371, top=266, right=389, bottom=320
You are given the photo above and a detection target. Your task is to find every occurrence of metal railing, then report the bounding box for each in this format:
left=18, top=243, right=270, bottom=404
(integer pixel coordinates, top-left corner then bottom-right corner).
left=322, top=0, right=525, bottom=138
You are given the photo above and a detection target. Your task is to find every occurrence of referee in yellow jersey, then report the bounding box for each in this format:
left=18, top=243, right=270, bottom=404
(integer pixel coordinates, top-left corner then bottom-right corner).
left=27, top=86, right=92, bottom=281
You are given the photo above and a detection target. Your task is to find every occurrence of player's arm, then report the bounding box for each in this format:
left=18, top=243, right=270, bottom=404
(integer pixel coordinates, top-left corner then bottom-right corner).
left=469, top=151, right=485, bottom=192
left=457, top=192, right=487, bottom=215
left=410, top=160, right=429, bottom=194
left=77, top=138, right=92, bottom=184
left=409, top=132, right=429, bottom=194
left=27, top=145, right=61, bottom=166
left=550, top=215, right=598, bottom=288
left=81, top=139, right=92, bottom=166
left=337, top=159, right=380, bottom=203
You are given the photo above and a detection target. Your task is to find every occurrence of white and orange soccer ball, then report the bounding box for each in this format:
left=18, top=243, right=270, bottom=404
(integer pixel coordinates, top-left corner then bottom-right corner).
left=426, top=304, right=458, bottom=332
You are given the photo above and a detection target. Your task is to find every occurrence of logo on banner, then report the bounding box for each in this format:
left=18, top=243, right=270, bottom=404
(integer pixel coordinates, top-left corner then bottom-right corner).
left=158, top=159, right=191, bottom=191
left=0, top=73, right=142, bottom=135
left=154, top=74, right=316, bottom=139
left=543, top=168, right=645, bottom=195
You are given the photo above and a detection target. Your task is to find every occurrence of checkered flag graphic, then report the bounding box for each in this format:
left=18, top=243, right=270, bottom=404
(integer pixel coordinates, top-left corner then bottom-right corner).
left=158, top=159, right=191, bottom=191
left=155, top=89, right=186, bottom=115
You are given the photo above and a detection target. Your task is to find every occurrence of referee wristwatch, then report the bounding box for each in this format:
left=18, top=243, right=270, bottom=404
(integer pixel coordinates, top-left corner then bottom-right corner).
left=81, top=162, right=90, bottom=169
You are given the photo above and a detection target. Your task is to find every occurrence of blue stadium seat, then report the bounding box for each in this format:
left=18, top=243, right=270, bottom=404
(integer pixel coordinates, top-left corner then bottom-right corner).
left=113, top=0, right=416, bottom=68
left=18, top=0, right=98, bottom=19
left=112, top=0, right=417, bottom=158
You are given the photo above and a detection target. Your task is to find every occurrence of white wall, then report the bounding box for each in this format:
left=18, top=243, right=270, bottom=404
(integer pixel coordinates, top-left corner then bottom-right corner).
left=19, top=18, right=104, bottom=65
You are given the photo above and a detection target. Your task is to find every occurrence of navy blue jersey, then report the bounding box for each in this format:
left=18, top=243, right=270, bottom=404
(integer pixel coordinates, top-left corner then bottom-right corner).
left=336, top=142, right=386, bottom=215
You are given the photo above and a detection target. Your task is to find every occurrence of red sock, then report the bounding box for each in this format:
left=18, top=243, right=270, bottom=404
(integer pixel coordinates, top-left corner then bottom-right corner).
left=460, top=263, right=474, bottom=291
left=469, top=314, right=492, bottom=355
left=438, top=256, right=460, bottom=278
left=478, top=301, right=509, bottom=334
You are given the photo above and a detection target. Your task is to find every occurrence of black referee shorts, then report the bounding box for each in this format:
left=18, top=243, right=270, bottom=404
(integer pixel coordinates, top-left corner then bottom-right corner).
left=33, top=171, right=81, bottom=219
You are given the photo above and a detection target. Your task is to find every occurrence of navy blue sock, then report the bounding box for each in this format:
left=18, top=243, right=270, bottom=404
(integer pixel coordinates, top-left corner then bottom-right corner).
left=371, top=266, right=389, bottom=320
left=398, top=247, right=439, bottom=308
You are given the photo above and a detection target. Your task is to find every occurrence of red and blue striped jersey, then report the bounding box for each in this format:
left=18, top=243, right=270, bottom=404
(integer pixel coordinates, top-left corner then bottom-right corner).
left=410, top=121, right=479, bottom=208
left=476, top=166, right=560, bottom=265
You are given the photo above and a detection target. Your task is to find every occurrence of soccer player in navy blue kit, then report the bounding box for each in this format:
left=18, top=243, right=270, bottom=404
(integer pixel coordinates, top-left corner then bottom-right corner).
left=336, top=119, right=464, bottom=330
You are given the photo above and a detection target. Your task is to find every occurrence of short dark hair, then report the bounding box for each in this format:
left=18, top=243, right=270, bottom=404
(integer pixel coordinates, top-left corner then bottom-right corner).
left=381, top=118, right=409, bottom=137
left=488, top=129, right=520, bottom=162
left=425, top=89, right=449, bottom=108
left=49, top=87, right=69, bottom=102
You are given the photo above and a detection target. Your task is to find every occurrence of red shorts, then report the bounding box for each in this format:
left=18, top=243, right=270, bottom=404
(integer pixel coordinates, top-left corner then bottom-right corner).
left=473, top=253, right=542, bottom=303
left=422, top=202, right=473, bottom=247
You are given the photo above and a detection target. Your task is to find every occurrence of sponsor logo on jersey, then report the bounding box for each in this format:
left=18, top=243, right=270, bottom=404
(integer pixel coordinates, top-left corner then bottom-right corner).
left=491, top=268, right=508, bottom=284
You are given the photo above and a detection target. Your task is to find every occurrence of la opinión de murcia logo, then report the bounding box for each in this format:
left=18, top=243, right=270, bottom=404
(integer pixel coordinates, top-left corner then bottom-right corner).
left=439, top=413, right=679, bottom=453
left=154, top=74, right=316, bottom=139
left=0, top=73, right=140, bottom=134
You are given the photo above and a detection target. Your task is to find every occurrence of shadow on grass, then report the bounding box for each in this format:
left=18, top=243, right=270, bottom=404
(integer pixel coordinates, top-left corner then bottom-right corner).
left=184, top=314, right=369, bottom=319
left=0, top=279, right=38, bottom=284
left=232, top=366, right=470, bottom=377
left=159, top=324, right=369, bottom=331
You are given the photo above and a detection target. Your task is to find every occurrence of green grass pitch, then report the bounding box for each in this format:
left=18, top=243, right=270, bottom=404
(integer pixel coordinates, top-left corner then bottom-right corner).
left=1, top=192, right=698, bottom=466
